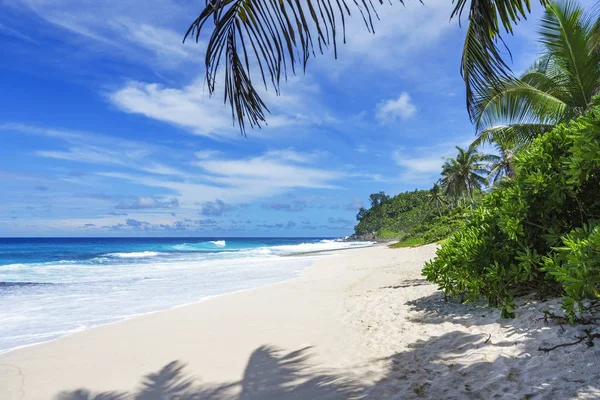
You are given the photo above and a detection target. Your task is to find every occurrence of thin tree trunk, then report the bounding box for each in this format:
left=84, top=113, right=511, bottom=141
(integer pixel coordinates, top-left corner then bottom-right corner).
left=467, top=183, right=475, bottom=207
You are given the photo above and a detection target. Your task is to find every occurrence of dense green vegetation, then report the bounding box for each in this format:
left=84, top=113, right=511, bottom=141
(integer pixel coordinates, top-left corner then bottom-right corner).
left=353, top=189, right=467, bottom=244
left=353, top=1, right=600, bottom=321
left=424, top=102, right=600, bottom=320
left=420, top=0, right=600, bottom=320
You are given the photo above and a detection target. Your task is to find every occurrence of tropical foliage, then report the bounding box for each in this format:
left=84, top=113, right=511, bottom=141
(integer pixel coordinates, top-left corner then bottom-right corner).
left=185, top=0, right=548, bottom=132
left=440, top=146, right=489, bottom=206
left=471, top=0, right=600, bottom=148
left=353, top=186, right=473, bottom=245
left=354, top=189, right=435, bottom=239
left=423, top=100, right=600, bottom=319
left=353, top=145, right=495, bottom=245
left=485, top=139, right=517, bottom=184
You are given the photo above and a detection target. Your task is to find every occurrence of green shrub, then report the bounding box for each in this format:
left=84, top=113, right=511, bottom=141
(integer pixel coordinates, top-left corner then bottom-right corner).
left=376, top=229, right=402, bottom=240
left=543, top=223, right=600, bottom=323
left=423, top=101, right=600, bottom=318
left=389, top=237, right=426, bottom=248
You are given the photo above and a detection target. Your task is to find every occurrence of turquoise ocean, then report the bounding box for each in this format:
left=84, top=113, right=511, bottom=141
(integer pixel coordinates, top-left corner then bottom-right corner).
left=0, top=237, right=373, bottom=353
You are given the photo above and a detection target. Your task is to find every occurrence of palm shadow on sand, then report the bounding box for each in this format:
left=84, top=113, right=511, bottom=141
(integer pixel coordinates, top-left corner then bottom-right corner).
left=56, top=345, right=363, bottom=400
left=56, top=326, right=600, bottom=399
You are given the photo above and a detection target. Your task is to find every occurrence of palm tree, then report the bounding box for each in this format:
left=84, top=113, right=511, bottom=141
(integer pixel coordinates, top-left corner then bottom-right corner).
left=470, top=0, right=600, bottom=148
left=184, top=0, right=549, bottom=133
left=428, top=183, right=447, bottom=217
left=440, top=147, right=489, bottom=206
left=484, top=140, right=517, bottom=184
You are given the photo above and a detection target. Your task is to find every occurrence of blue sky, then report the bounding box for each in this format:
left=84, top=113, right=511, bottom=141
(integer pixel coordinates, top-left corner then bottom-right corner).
left=0, top=0, right=545, bottom=237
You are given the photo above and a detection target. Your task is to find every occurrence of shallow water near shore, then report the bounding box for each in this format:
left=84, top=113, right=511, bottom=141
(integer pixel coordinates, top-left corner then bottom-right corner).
left=0, top=237, right=373, bottom=353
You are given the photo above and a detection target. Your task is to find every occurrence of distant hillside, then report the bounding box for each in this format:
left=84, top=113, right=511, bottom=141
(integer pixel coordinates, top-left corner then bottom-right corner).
left=351, top=190, right=468, bottom=246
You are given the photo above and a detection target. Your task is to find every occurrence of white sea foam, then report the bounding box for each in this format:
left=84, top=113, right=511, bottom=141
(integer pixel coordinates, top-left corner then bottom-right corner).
left=268, top=240, right=374, bottom=255
left=171, top=241, right=227, bottom=251
left=105, top=251, right=164, bottom=258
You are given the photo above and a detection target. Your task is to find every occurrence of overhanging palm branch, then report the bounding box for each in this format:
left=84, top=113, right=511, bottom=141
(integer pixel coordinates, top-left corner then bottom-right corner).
left=471, top=122, right=555, bottom=147
left=470, top=0, right=600, bottom=148
left=540, top=0, right=600, bottom=107
left=185, top=0, right=547, bottom=134
left=185, top=0, right=390, bottom=133
left=458, top=0, right=550, bottom=121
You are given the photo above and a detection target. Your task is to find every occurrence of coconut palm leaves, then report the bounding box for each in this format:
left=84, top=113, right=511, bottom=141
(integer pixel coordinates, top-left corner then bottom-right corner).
left=185, top=0, right=547, bottom=133
left=427, top=183, right=447, bottom=217
left=184, top=0, right=390, bottom=133
left=440, top=146, right=489, bottom=206
left=485, top=140, right=517, bottom=183
left=471, top=0, right=600, bottom=148
left=458, top=0, right=549, bottom=121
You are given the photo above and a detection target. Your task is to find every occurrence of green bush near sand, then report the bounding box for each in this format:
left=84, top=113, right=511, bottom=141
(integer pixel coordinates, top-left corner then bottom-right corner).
left=423, top=101, right=600, bottom=319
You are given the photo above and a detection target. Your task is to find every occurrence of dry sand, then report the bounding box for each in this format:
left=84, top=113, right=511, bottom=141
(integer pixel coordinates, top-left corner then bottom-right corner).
left=1, top=244, right=599, bottom=399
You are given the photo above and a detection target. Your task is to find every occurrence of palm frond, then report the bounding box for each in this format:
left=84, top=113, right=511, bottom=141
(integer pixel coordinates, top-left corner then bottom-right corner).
left=185, top=0, right=403, bottom=133
left=460, top=0, right=550, bottom=121
left=471, top=122, right=554, bottom=147
left=187, top=0, right=551, bottom=133
left=540, top=0, right=600, bottom=110
left=472, top=78, right=568, bottom=132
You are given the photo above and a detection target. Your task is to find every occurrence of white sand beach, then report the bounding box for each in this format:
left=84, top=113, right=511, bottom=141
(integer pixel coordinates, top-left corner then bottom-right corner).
left=1, top=244, right=599, bottom=399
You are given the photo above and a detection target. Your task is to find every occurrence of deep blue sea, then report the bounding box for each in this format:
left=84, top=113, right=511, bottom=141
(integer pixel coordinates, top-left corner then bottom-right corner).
left=0, top=237, right=373, bottom=353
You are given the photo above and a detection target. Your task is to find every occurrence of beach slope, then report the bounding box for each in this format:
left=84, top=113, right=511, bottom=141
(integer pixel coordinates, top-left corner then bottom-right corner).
left=1, top=244, right=599, bottom=399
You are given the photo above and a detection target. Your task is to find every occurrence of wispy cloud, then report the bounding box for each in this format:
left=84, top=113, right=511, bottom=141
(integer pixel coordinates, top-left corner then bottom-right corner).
left=0, top=22, right=40, bottom=44
left=115, top=196, right=179, bottom=210
left=261, top=200, right=307, bottom=212
left=108, top=75, right=336, bottom=138
left=2, top=123, right=189, bottom=178
left=392, top=137, right=474, bottom=184
left=109, top=80, right=236, bottom=138
left=315, top=0, right=457, bottom=77
left=194, top=151, right=344, bottom=191
left=393, top=151, right=445, bottom=175
left=345, top=197, right=364, bottom=211
left=7, top=0, right=198, bottom=70
left=200, top=199, right=233, bottom=216
left=3, top=123, right=351, bottom=214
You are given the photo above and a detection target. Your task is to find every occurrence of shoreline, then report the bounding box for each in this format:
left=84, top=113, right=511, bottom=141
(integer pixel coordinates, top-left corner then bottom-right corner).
left=0, top=250, right=342, bottom=356
left=2, top=244, right=599, bottom=399
left=0, top=243, right=380, bottom=356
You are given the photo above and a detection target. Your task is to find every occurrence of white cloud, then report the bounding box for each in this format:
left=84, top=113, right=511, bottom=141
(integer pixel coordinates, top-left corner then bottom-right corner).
left=194, top=150, right=222, bottom=160
left=393, top=151, right=445, bottom=174
left=376, top=93, right=417, bottom=123
left=115, top=196, right=179, bottom=210
left=95, top=149, right=345, bottom=209
left=194, top=151, right=343, bottom=191
left=355, top=144, right=368, bottom=153
left=109, top=80, right=235, bottom=138
left=315, top=0, right=458, bottom=77
left=108, top=75, right=335, bottom=138
left=392, top=136, right=474, bottom=184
